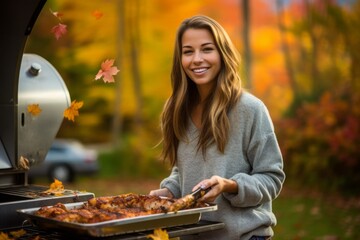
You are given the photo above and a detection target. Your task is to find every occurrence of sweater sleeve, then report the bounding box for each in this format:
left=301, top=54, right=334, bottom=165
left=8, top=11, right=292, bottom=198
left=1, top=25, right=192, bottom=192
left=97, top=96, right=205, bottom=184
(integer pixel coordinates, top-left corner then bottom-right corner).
left=160, top=166, right=182, bottom=198
left=223, top=101, right=285, bottom=207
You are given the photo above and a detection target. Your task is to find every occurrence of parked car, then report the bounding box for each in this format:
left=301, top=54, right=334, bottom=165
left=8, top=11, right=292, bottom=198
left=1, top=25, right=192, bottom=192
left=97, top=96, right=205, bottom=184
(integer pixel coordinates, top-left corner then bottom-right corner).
left=28, top=139, right=99, bottom=183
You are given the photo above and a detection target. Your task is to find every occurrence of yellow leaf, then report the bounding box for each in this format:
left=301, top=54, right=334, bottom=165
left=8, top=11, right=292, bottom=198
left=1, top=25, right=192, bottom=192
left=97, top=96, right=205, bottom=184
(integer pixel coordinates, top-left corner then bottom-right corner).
left=0, top=232, right=11, bottom=240
left=64, top=100, right=84, bottom=122
left=18, top=156, right=30, bottom=170
left=147, top=228, right=169, bottom=240
left=9, top=229, right=26, bottom=238
left=27, top=104, right=42, bottom=116
left=42, top=178, right=65, bottom=196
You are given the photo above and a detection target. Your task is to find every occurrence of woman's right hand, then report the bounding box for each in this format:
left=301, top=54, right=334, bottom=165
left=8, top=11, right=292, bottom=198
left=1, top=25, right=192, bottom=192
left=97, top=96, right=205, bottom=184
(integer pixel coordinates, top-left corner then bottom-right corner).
left=149, top=188, right=174, bottom=198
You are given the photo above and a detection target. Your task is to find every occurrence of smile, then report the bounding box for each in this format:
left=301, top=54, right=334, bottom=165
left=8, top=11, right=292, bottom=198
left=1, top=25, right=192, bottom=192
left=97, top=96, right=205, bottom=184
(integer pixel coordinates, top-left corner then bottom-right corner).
left=192, top=68, right=208, bottom=73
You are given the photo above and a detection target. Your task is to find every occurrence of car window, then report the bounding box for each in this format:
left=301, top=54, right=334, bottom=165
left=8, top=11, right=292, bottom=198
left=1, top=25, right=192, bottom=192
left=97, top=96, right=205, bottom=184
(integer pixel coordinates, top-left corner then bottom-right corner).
left=50, top=146, right=66, bottom=153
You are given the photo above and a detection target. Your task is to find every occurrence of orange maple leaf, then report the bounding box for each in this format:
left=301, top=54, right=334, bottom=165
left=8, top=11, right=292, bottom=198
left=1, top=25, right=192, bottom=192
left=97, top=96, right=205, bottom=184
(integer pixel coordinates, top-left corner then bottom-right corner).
left=95, top=59, right=120, bottom=83
left=9, top=229, right=26, bottom=238
left=147, top=228, right=169, bottom=240
left=0, top=232, right=11, bottom=240
left=49, top=8, right=64, bottom=21
left=92, top=10, right=103, bottom=20
left=64, top=100, right=83, bottom=122
left=27, top=104, right=42, bottom=116
left=51, top=23, right=67, bottom=40
left=42, top=178, right=65, bottom=196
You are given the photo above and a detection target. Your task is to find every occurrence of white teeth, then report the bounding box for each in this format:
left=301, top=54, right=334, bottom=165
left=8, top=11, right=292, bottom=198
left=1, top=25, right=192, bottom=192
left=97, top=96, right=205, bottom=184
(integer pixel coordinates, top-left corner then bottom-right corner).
left=193, top=68, right=207, bottom=73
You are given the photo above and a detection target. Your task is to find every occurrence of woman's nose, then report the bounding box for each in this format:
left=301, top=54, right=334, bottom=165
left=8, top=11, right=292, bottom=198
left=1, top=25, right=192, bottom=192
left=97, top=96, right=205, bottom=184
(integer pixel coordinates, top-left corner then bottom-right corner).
left=193, top=51, right=203, bottom=63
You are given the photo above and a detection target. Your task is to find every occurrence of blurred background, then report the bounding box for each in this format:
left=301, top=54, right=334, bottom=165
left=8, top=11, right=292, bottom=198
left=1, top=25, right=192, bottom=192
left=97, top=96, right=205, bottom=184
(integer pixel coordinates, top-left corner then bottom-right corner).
left=26, top=0, right=360, bottom=239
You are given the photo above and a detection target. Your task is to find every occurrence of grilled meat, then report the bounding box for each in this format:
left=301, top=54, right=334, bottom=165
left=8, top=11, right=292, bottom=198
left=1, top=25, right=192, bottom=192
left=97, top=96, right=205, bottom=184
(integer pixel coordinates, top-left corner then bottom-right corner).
left=34, top=193, right=203, bottom=224
left=35, top=203, right=67, bottom=218
left=169, top=195, right=195, bottom=212
left=169, top=187, right=210, bottom=212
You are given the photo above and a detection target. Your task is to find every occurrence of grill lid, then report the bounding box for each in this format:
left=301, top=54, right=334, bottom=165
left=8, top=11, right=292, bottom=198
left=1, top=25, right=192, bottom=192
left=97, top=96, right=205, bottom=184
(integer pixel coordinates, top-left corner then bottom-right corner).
left=17, top=54, right=71, bottom=169
left=0, top=0, right=47, bottom=171
left=0, top=0, right=71, bottom=186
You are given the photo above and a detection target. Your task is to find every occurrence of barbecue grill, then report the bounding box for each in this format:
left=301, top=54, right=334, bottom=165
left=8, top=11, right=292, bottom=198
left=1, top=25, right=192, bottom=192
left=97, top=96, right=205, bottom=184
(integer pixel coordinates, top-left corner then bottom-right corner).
left=0, top=0, right=224, bottom=238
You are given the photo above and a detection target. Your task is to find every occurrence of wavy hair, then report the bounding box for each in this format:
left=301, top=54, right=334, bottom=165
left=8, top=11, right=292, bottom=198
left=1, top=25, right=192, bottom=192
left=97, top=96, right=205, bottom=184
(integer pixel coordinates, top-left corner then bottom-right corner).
left=160, top=15, right=242, bottom=167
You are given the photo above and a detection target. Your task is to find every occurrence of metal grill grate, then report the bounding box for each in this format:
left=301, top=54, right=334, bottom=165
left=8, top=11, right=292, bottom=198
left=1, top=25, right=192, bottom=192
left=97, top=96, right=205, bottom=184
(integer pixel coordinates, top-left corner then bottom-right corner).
left=0, top=185, right=48, bottom=198
left=2, top=221, right=224, bottom=240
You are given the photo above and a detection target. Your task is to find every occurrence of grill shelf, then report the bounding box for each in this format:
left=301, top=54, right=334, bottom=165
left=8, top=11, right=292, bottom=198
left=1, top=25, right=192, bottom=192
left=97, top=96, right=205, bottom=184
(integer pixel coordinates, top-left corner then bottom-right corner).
left=2, top=220, right=225, bottom=240
left=0, top=185, right=83, bottom=201
left=0, top=186, right=94, bottom=229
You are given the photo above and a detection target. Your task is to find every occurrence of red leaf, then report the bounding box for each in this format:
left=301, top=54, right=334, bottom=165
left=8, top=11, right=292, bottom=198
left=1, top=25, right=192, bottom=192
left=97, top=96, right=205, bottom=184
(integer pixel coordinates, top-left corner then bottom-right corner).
left=95, top=59, right=120, bottom=83
left=51, top=23, right=67, bottom=40
left=92, top=10, right=103, bottom=20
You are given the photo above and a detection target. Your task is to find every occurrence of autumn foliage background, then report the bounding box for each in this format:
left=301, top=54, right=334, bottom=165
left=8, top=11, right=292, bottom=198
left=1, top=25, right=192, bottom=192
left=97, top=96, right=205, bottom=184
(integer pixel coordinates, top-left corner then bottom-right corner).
left=24, top=0, right=360, bottom=195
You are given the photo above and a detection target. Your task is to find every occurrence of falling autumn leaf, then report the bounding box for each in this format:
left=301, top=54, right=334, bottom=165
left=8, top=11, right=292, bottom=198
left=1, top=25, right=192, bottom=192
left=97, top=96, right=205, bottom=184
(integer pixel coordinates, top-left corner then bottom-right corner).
left=49, top=8, right=64, bottom=21
left=92, top=10, right=103, bottom=20
left=95, top=59, right=120, bottom=83
left=27, top=104, right=42, bottom=116
left=18, top=156, right=30, bottom=170
left=147, top=228, right=169, bottom=240
left=0, top=232, right=11, bottom=240
left=9, top=229, right=26, bottom=238
left=64, top=100, right=83, bottom=122
left=41, top=178, right=65, bottom=196
left=51, top=23, right=67, bottom=40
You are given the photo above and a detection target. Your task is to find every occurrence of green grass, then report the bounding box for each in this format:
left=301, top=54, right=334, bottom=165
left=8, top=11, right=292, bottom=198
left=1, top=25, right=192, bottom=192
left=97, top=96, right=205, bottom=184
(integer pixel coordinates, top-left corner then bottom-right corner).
left=273, top=184, right=360, bottom=239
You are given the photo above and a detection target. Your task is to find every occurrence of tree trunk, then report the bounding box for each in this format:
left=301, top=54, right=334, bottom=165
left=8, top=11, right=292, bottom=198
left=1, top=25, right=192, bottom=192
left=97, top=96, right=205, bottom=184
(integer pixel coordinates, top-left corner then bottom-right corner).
left=276, top=0, right=298, bottom=97
left=112, top=0, right=125, bottom=148
left=242, top=0, right=252, bottom=90
left=128, top=0, right=143, bottom=127
left=304, top=0, right=320, bottom=98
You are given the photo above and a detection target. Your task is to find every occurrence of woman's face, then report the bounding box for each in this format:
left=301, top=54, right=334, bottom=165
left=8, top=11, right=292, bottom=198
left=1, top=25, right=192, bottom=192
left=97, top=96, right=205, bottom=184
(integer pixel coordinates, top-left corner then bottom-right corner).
left=181, top=28, right=221, bottom=96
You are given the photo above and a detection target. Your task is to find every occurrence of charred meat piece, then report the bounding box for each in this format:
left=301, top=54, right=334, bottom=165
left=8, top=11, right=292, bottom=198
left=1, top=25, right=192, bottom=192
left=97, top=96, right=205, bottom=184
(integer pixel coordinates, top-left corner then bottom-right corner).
left=35, top=203, right=67, bottom=218
left=169, top=187, right=211, bottom=212
left=169, top=194, right=195, bottom=212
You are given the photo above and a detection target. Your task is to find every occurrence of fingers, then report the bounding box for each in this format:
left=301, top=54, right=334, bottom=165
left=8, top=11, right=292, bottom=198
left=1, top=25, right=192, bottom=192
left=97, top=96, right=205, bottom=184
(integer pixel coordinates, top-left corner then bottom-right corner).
left=193, top=176, right=237, bottom=202
left=192, top=176, right=220, bottom=191
left=191, top=176, right=221, bottom=202
left=149, top=188, right=174, bottom=198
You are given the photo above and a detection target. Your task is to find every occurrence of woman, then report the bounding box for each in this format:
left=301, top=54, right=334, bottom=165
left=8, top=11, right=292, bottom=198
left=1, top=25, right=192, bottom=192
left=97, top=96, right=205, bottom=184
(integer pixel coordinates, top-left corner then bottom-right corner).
left=150, top=15, right=285, bottom=240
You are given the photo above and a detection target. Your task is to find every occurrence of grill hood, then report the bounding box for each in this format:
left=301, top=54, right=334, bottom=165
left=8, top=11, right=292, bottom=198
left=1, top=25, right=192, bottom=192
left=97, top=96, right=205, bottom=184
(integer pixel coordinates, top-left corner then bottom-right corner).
left=0, top=0, right=71, bottom=186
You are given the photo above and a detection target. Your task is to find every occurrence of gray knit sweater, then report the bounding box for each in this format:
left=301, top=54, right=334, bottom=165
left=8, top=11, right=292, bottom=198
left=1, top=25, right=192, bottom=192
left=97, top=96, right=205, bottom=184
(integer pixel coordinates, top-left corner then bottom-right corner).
left=160, top=92, right=285, bottom=240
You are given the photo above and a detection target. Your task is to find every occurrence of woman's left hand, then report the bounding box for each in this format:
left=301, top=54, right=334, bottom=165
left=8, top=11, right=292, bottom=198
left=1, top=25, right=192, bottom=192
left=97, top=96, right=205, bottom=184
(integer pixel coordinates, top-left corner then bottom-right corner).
left=192, top=175, right=238, bottom=202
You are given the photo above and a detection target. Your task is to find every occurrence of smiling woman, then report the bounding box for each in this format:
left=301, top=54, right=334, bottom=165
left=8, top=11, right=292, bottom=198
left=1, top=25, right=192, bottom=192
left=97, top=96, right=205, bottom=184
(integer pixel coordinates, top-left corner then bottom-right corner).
left=181, top=28, right=221, bottom=93
left=149, top=15, right=285, bottom=240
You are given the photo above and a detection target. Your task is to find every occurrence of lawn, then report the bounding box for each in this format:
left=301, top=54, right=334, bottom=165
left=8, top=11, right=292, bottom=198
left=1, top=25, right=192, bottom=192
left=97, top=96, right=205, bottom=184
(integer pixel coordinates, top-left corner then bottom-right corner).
left=273, top=183, right=360, bottom=240
left=49, top=176, right=360, bottom=240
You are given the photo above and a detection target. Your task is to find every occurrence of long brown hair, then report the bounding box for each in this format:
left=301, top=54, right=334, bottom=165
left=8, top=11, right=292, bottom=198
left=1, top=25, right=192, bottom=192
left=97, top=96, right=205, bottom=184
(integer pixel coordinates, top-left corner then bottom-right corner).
left=160, top=15, right=242, bottom=167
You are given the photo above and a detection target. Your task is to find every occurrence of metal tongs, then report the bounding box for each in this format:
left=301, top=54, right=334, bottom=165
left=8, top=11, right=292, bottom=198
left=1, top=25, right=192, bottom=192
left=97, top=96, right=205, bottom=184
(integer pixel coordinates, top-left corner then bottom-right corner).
left=190, top=186, right=212, bottom=201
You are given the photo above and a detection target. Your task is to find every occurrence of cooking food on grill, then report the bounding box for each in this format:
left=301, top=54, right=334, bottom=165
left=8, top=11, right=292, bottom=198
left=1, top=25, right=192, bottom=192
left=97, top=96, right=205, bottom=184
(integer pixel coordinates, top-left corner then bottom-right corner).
left=34, top=193, right=207, bottom=224
left=169, top=187, right=211, bottom=212
left=169, top=194, right=196, bottom=212
left=87, top=193, right=174, bottom=212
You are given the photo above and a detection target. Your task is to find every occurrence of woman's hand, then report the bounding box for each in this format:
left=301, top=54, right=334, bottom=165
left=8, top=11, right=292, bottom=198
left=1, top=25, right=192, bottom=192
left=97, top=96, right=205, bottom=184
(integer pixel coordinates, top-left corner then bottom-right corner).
left=192, top=175, right=238, bottom=202
left=149, top=188, right=174, bottom=198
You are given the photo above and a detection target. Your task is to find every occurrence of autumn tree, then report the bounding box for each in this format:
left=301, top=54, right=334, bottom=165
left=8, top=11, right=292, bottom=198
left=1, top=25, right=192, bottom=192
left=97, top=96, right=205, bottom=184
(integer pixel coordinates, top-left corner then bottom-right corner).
left=275, top=0, right=360, bottom=193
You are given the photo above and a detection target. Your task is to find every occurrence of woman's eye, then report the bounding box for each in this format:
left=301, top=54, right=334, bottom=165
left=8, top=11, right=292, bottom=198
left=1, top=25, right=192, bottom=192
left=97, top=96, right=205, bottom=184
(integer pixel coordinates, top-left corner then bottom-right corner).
left=203, top=48, right=213, bottom=52
left=183, top=50, right=193, bottom=55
